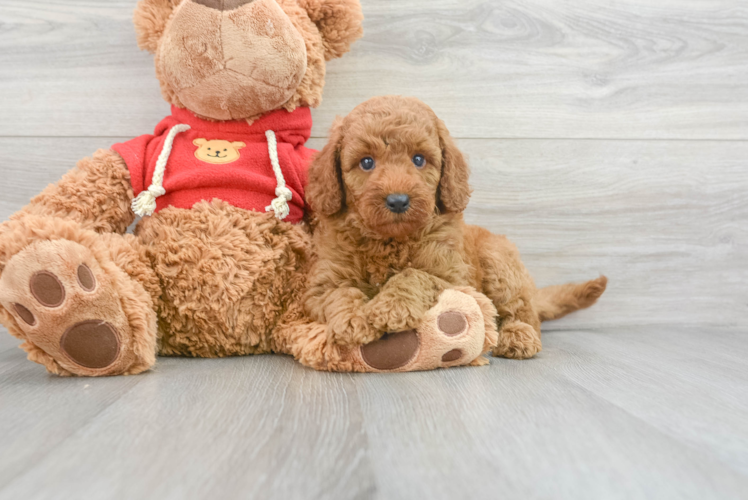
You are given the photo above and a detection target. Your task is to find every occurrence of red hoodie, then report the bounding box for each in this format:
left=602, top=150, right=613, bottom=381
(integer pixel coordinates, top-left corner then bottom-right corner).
left=112, top=106, right=315, bottom=224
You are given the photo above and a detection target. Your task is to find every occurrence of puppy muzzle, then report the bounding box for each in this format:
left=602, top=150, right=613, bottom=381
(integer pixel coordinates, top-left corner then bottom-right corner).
left=385, top=194, right=411, bottom=214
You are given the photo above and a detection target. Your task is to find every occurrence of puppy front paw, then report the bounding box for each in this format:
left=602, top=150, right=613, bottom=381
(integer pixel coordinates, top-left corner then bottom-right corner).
left=365, top=293, right=429, bottom=333
left=327, top=309, right=381, bottom=347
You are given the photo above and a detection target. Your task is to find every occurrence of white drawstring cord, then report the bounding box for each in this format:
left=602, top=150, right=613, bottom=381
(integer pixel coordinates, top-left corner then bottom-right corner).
left=264, top=130, right=293, bottom=220
left=131, top=124, right=191, bottom=217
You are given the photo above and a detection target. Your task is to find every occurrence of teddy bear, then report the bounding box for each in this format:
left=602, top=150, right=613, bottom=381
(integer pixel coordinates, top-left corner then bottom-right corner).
left=0, top=0, right=502, bottom=376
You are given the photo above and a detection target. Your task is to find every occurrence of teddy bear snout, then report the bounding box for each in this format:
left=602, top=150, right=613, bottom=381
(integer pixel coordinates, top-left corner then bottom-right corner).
left=192, top=0, right=256, bottom=12
left=160, top=0, right=307, bottom=121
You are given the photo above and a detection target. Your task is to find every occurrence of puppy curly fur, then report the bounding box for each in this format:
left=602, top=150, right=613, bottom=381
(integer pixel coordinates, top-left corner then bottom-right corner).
left=306, top=96, right=607, bottom=359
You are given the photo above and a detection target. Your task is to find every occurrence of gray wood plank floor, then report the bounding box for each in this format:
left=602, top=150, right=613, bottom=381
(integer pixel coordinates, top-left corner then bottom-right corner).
left=0, top=0, right=746, bottom=498
left=1, top=329, right=747, bottom=500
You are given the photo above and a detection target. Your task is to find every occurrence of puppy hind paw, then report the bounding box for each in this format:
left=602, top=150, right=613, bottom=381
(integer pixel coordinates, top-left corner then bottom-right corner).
left=492, top=321, right=542, bottom=360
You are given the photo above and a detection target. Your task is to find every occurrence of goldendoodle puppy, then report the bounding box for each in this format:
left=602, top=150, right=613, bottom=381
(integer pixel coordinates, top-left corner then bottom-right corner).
left=305, top=95, right=607, bottom=359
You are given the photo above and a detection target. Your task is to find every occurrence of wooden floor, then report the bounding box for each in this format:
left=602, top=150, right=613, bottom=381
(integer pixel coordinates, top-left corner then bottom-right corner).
left=2, top=328, right=748, bottom=499
left=0, top=0, right=747, bottom=498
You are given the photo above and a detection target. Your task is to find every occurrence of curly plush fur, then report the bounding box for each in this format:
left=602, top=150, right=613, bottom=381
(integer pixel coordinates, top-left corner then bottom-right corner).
left=136, top=200, right=314, bottom=357
left=306, top=96, right=608, bottom=359
left=0, top=0, right=364, bottom=376
left=0, top=156, right=315, bottom=374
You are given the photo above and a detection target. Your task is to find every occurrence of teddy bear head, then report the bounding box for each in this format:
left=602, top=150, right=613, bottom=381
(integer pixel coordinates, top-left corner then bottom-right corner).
left=133, top=0, right=363, bottom=121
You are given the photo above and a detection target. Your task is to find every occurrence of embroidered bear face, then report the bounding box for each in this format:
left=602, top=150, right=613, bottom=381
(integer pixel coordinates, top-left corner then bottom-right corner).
left=193, top=138, right=246, bottom=164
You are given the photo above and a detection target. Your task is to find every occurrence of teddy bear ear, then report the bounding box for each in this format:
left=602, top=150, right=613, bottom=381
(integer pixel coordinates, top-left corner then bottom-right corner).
left=298, top=0, right=364, bottom=61
left=133, top=0, right=181, bottom=53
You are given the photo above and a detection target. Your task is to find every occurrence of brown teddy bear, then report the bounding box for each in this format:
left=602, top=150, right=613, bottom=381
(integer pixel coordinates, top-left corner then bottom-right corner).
left=0, top=0, right=501, bottom=376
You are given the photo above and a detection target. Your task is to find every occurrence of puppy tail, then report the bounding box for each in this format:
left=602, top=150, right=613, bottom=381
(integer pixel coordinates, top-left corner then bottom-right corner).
left=534, top=276, right=608, bottom=322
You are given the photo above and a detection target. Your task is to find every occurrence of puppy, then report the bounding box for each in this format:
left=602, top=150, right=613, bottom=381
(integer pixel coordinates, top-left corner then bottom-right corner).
left=305, top=96, right=606, bottom=359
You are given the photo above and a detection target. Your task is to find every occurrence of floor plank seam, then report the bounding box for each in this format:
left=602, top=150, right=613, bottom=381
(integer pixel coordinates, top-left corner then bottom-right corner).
left=351, top=374, right=385, bottom=500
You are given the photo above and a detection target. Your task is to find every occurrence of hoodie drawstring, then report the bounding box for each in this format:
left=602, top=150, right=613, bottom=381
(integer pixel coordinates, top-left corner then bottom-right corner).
left=131, top=126, right=292, bottom=221
left=264, top=130, right=293, bottom=221
left=131, top=124, right=191, bottom=217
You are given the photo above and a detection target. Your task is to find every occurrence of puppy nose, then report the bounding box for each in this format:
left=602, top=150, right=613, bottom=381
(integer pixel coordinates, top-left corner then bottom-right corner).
left=386, top=194, right=411, bottom=214
left=192, top=0, right=255, bottom=11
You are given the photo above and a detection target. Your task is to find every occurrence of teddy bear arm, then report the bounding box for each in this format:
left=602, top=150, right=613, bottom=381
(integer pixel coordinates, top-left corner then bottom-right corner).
left=14, top=148, right=136, bottom=235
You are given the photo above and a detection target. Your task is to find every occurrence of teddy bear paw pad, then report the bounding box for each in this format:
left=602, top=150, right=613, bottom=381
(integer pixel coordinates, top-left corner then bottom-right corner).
left=0, top=240, right=134, bottom=375
left=360, top=330, right=419, bottom=370
left=60, top=321, right=120, bottom=369
left=29, top=271, right=66, bottom=307
left=441, top=349, right=463, bottom=362
left=437, top=310, right=468, bottom=336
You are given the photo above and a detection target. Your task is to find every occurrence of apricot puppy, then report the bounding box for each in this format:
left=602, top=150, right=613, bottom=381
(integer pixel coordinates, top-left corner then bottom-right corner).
left=304, top=96, right=607, bottom=359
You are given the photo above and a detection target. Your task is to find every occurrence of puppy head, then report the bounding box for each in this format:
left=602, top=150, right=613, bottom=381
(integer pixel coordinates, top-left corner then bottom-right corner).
left=307, top=96, right=471, bottom=239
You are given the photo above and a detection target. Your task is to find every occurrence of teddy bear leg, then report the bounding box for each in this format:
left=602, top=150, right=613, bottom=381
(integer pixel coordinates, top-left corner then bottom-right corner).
left=0, top=219, right=159, bottom=376
left=276, top=287, right=499, bottom=372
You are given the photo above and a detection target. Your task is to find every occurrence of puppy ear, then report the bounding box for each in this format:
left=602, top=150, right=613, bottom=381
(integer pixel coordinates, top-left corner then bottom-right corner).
left=307, top=118, right=346, bottom=217
left=436, top=118, right=471, bottom=213
left=232, top=141, right=246, bottom=150
left=298, top=0, right=364, bottom=60
left=193, top=138, right=207, bottom=146
left=133, top=0, right=180, bottom=53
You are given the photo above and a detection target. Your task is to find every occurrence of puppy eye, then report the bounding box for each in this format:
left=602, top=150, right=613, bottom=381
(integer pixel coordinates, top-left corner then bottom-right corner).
left=359, top=157, right=375, bottom=172
left=207, top=148, right=211, bottom=151
left=412, top=154, right=426, bottom=168
left=223, top=149, right=227, bottom=152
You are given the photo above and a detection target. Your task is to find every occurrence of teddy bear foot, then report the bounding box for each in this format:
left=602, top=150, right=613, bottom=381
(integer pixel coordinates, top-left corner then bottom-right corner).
left=0, top=239, right=157, bottom=376
left=354, top=289, right=492, bottom=372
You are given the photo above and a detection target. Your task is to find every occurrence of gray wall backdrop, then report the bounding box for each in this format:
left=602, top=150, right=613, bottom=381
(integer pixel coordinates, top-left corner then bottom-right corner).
left=1, top=0, right=746, bottom=332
